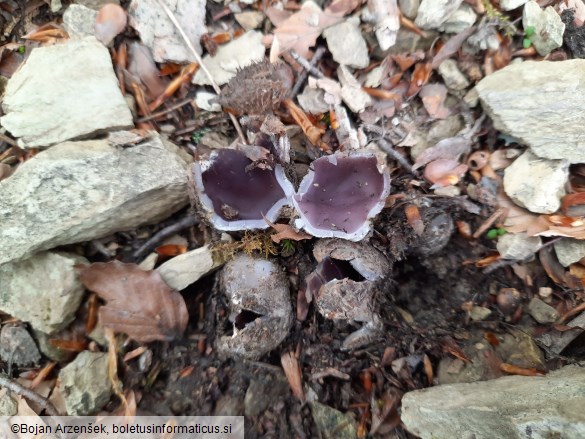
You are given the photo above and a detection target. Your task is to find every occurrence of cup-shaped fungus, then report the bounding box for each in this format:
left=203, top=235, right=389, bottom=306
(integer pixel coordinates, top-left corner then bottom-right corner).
left=292, top=153, right=390, bottom=241
left=191, top=149, right=294, bottom=231
left=217, top=253, right=292, bottom=358
left=305, top=239, right=391, bottom=350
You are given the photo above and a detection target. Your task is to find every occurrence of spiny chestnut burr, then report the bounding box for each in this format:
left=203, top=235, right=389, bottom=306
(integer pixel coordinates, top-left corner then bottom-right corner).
left=216, top=59, right=294, bottom=116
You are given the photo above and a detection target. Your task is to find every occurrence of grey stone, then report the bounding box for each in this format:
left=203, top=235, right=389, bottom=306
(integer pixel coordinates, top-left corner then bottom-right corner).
left=0, top=326, right=41, bottom=366
left=503, top=150, right=568, bottom=214
left=496, top=232, right=541, bottom=260
left=500, top=0, right=528, bottom=10
left=195, top=91, right=221, bottom=112
left=76, top=0, right=119, bottom=10
left=477, top=60, right=585, bottom=164
left=439, top=4, right=477, bottom=33
left=63, top=4, right=98, bottom=38
left=311, top=402, right=357, bottom=439
left=438, top=59, right=470, bottom=90
left=337, top=65, right=371, bottom=113
left=415, top=0, right=464, bottom=30
left=0, top=38, right=133, bottom=149
left=528, top=297, right=559, bottom=324
left=536, top=313, right=585, bottom=355
left=33, top=330, right=75, bottom=362
left=0, top=390, right=17, bottom=416
left=245, top=374, right=288, bottom=417
left=402, top=365, right=585, bottom=439
left=523, top=1, right=565, bottom=56
left=555, top=238, right=585, bottom=267
left=156, top=245, right=221, bottom=291
left=59, top=351, right=112, bottom=415
left=235, top=11, right=264, bottom=30
left=399, top=0, right=420, bottom=19
left=128, top=0, right=206, bottom=63
left=297, top=87, right=329, bottom=114
left=0, top=134, right=189, bottom=265
left=323, top=18, right=369, bottom=69
left=0, top=252, right=87, bottom=334
left=193, top=31, right=265, bottom=86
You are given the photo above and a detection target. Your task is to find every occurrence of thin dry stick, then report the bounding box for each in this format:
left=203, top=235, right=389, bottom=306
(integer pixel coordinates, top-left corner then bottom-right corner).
left=137, top=97, right=194, bottom=123
left=133, top=215, right=199, bottom=261
left=0, top=374, right=60, bottom=416
left=154, top=0, right=247, bottom=144
left=289, top=47, right=326, bottom=98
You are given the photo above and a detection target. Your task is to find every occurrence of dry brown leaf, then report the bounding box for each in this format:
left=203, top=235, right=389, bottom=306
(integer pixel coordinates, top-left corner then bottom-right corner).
left=499, top=363, right=545, bottom=377
left=496, top=190, right=550, bottom=236
left=268, top=0, right=358, bottom=60
left=423, top=159, right=468, bottom=187
left=281, top=351, right=304, bottom=401
left=413, top=136, right=471, bottom=170
left=283, top=98, right=326, bottom=145
left=263, top=214, right=313, bottom=243
left=405, top=204, right=424, bottom=235
left=78, top=261, right=188, bottom=342
left=431, top=26, right=476, bottom=69
left=23, top=23, right=69, bottom=44
left=419, top=83, right=450, bottom=120
left=406, top=61, right=432, bottom=98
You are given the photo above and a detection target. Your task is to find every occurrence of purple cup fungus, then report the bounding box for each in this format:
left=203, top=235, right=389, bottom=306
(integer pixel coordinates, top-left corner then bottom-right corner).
left=292, top=153, right=390, bottom=241
left=191, top=148, right=294, bottom=231
left=217, top=253, right=292, bottom=358
left=305, top=239, right=391, bottom=350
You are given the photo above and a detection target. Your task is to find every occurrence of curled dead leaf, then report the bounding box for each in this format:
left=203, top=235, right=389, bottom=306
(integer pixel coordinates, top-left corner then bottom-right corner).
left=78, top=261, right=188, bottom=343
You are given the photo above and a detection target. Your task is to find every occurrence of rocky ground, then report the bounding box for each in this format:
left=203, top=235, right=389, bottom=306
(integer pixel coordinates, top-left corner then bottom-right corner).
left=1, top=0, right=585, bottom=438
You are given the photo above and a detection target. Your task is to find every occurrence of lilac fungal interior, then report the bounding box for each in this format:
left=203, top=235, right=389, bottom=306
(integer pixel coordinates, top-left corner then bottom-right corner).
left=202, top=149, right=287, bottom=222
left=295, top=155, right=386, bottom=235
left=306, top=257, right=365, bottom=298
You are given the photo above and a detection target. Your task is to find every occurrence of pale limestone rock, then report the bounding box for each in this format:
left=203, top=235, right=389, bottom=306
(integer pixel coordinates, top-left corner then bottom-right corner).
left=0, top=134, right=189, bottom=264
left=0, top=38, right=133, bottom=148
left=0, top=252, right=87, bottom=333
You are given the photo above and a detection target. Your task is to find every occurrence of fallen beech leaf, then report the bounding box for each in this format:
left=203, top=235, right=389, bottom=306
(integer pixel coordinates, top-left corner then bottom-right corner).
left=95, top=3, right=127, bottom=46
left=406, top=62, right=432, bottom=98
left=413, top=136, right=471, bottom=170
left=423, top=159, right=468, bottom=187
left=268, top=2, right=341, bottom=60
left=78, top=261, right=188, bottom=342
left=420, top=83, right=450, bottom=119
left=281, top=351, right=304, bottom=401
left=263, top=214, right=313, bottom=243
left=496, top=190, right=550, bottom=236
left=431, top=26, right=477, bottom=69
left=283, top=98, right=326, bottom=145
left=405, top=204, right=424, bottom=235
left=392, top=52, right=424, bottom=71
left=23, top=23, right=69, bottom=44
left=499, top=363, right=545, bottom=377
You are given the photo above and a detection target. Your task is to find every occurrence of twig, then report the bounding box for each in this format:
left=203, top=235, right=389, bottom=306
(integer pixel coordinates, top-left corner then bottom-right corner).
left=0, top=133, right=18, bottom=147
left=377, top=138, right=417, bottom=175
left=0, top=374, right=60, bottom=416
left=137, top=97, right=194, bottom=123
left=154, top=0, right=247, bottom=144
left=472, top=207, right=507, bottom=238
left=133, top=215, right=199, bottom=261
left=289, top=47, right=326, bottom=98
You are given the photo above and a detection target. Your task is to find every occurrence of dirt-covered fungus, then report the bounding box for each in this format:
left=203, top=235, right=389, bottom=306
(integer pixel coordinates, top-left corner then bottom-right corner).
left=292, top=153, right=390, bottom=241
left=217, top=253, right=292, bottom=358
left=306, top=239, right=391, bottom=350
left=191, top=149, right=294, bottom=231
